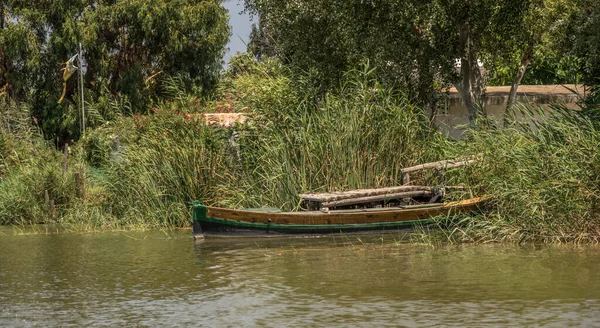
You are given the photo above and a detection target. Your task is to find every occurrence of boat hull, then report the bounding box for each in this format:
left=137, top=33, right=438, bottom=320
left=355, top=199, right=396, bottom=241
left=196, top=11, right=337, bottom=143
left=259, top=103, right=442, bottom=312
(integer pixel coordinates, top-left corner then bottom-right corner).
left=196, top=216, right=437, bottom=238
left=193, top=197, right=485, bottom=239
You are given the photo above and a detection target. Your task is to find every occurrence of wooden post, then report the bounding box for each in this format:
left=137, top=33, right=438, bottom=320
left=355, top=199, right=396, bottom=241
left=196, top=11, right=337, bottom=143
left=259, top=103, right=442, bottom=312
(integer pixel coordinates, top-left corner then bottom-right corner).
left=50, top=199, right=56, bottom=220
left=2, top=116, right=10, bottom=134
left=79, top=42, right=85, bottom=137
left=81, top=164, right=86, bottom=199
left=435, top=168, right=446, bottom=203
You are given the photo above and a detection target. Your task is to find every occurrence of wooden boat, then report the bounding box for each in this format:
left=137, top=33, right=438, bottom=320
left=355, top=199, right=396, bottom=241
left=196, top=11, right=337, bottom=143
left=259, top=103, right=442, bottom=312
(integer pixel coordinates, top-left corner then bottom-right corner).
left=192, top=196, right=485, bottom=238
left=192, top=157, right=485, bottom=239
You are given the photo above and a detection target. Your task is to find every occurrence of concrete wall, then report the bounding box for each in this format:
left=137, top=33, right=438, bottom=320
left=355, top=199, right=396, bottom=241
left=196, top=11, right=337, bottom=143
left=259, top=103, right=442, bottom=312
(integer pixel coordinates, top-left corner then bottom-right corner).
left=432, top=85, right=584, bottom=138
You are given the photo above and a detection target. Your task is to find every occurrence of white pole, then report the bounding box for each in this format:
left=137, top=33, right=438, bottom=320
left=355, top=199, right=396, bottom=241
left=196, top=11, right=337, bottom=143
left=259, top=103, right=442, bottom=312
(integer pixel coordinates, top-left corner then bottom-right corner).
left=79, top=42, right=85, bottom=137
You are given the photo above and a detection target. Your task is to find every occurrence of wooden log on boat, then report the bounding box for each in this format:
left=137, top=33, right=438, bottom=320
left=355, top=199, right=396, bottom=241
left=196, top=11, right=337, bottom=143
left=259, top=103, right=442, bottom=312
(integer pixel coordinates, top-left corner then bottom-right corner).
left=321, top=190, right=432, bottom=208
left=400, top=155, right=480, bottom=185
left=400, top=158, right=477, bottom=174
left=299, top=185, right=431, bottom=203
left=299, top=185, right=433, bottom=210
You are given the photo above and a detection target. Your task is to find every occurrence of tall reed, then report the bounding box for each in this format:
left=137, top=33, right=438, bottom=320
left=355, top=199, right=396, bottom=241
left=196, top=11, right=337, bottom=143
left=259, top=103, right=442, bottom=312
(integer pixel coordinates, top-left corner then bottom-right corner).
left=102, top=64, right=440, bottom=227
left=232, top=66, right=438, bottom=209
left=438, top=103, right=600, bottom=243
left=0, top=99, right=85, bottom=225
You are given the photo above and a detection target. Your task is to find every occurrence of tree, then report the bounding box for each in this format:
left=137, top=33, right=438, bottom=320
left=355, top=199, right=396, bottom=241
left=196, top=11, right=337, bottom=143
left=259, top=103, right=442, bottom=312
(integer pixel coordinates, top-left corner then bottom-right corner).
left=0, top=0, right=230, bottom=141
left=245, top=0, right=442, bottom=107
left=0, top=1, right=42, bottom=100
left=485, top=0, right=575, bottom=113
left=244, top=0, right=574, bottom=123
left=564, top=0, right=600, bottom=109
left=566, top=0, right=600, bottom=85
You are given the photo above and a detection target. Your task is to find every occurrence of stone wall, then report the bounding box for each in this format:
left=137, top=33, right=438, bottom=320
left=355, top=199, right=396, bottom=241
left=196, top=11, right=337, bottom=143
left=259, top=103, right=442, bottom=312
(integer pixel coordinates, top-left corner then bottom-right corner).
left=434, top=85, right=584, bottom=139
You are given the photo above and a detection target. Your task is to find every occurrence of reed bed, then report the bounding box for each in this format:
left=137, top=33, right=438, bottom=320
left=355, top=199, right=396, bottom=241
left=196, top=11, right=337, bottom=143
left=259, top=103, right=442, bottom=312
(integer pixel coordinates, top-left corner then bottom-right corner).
left=2, top=58, right=600, bottom=242
left=104, top=65, right=438, bottom=226
left=230, top=66, right=438, bottom=209
left=434, top=103, right=600, bottom=243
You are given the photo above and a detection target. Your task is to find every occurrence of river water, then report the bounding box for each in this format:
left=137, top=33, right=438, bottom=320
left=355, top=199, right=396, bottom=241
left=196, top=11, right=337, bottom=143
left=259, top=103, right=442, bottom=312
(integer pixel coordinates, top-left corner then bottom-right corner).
left=1, top=228, right=599, bottom=327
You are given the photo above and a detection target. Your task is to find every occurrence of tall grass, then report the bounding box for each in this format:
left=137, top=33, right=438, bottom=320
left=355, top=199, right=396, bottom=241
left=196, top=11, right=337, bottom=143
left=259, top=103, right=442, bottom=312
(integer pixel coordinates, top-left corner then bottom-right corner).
left=0, top=99, right=84, bottom=225
left=231, top=65, right=438, bottom=209
left=436, top=102, right=600, bottom=243
left=103, top=64, right=440, bottom=227
left=105, top=111, right=234, bottom=227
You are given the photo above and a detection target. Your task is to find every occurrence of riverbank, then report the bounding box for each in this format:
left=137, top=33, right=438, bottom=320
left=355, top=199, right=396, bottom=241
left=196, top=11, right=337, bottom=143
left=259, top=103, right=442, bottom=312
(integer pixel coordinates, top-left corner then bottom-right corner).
left=1, top=59, right=599, bottom=243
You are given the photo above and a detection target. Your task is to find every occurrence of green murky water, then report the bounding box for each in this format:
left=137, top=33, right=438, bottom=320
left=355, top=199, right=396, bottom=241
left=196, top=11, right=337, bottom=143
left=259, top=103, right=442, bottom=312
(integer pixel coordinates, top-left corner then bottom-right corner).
left=0, top=227, right=599, bottom=327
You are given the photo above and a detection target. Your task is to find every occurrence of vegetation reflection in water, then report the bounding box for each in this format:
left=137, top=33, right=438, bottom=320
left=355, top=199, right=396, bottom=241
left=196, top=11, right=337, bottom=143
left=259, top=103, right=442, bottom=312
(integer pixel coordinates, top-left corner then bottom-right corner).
left=0, top=229, right=599, bottom=327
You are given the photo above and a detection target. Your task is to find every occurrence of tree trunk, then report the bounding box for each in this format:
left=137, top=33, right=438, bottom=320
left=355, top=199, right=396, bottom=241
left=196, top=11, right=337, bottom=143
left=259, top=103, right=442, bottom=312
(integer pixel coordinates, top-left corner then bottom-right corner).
left=461, top=58, right=478, bottom=124
left=469, top=46, right=486, bottom=117
left=505, top=44, right=533, bottom=124
left=456, top=24, right=486, bottom=126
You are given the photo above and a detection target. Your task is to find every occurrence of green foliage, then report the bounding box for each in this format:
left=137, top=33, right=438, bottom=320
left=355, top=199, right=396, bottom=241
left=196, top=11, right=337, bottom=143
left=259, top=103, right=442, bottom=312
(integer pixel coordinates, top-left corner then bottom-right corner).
left=484, top=0, right=575, bottom=80
left=104, top=106, right=234, bottom=227
left=1, top=0, right=230, bottom=142
left=0, top=4, right=41, bottom=100
left=230, top=63, right=437, bottom=209
left=0, top=99, right=48, bottom=176
left=565, top=0, right=600, bottom=85
left=436, top=104, right=600, bottom=243
left=488, top=55, right=582, bottom=86
left=562, top=0, right=600, bottom=111
left=0, top=99, right=83, bottom=225
left=245, top=0, right=445, bottom=103
left=79, top=128, right=114, bottom=168
left=75, top=60, right=438, bottom=227
left=244, top=0, right=574, bottom=113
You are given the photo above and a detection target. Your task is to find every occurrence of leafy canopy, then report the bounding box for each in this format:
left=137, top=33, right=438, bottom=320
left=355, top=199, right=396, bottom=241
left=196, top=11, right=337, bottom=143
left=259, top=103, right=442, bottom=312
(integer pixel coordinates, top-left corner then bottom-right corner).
left=245, top=0, right=575, bottom=109
left=1, top=0, right=230, bottom=141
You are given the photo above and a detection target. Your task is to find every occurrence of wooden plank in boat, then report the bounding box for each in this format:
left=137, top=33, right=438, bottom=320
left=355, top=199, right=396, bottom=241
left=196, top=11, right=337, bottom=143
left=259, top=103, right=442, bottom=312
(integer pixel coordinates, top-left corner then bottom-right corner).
left=299, top=185, right=431, bottom=203
left=321, top=191, right=432, bottom=207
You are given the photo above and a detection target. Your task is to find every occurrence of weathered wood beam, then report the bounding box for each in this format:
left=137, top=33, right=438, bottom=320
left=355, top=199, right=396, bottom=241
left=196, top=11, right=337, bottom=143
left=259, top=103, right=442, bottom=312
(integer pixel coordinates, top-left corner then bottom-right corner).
left=400, top=157, right=479, bottom=174
left=321, top=191, right=432, bottom=208
left=299, top=186, right=431, bottom=203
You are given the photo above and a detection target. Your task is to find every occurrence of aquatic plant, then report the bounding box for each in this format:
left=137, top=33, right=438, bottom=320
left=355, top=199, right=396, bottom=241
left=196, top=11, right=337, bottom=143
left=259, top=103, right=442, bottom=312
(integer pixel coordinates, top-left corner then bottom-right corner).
left=435, top=101, right=600, bottom=243
left=101, top=62, right=439, bottom=227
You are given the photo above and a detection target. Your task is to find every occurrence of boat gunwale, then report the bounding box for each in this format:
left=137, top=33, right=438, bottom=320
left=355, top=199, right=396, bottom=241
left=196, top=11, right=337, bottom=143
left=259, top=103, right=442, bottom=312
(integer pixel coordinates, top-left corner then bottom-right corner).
left=203, top=197, right=483, bottom=216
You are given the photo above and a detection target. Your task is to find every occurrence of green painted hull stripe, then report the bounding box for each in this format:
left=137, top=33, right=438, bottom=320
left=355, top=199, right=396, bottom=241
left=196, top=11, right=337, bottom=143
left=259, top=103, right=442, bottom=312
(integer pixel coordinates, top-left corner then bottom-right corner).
left=198, top=215, right=438, bottom=230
